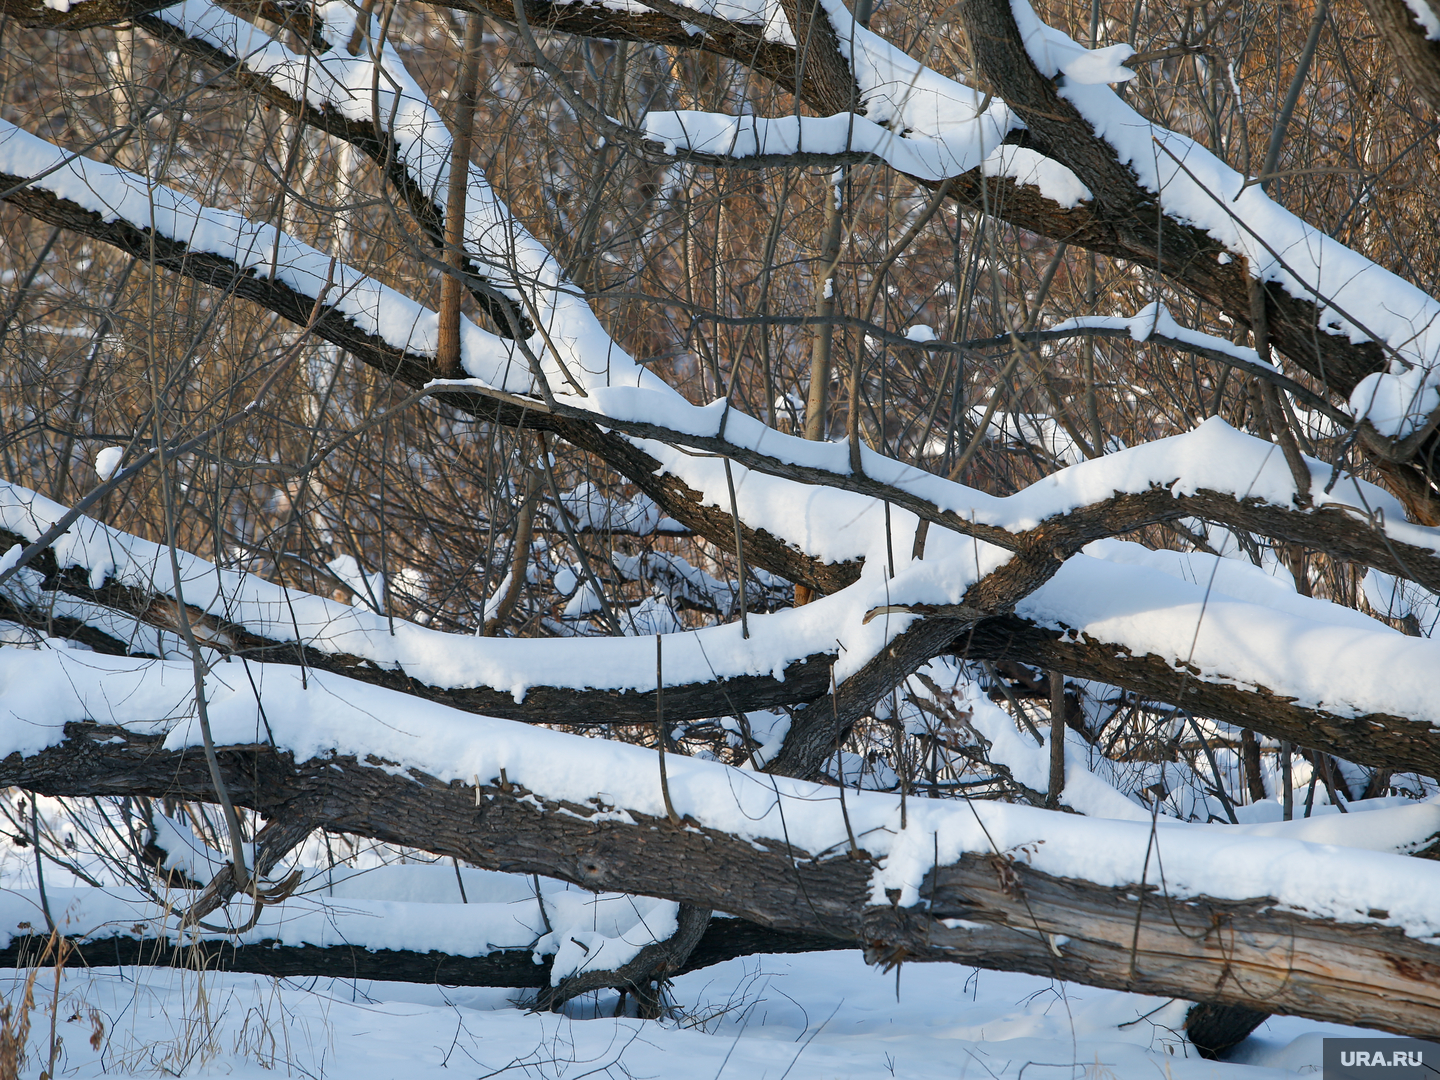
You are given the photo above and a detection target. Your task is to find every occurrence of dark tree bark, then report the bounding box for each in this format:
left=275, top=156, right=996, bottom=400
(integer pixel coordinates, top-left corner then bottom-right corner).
left=0, top=916, right=843, bottom=990
left=1354, top=0, right=1440, bottom=114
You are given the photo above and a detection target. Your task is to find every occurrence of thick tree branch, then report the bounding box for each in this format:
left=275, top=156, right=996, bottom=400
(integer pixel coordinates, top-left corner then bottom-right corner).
left=0, top=172, right=854, bottom=596
left=3, top=723, right=1439, bottom=1037
left=961, top=614, right=1440, bottom=778
left=0, top=539, right=835, bottom=724
left=0, top=0, right=173, bottom=28
left=0, top=917, right=842, bottom=988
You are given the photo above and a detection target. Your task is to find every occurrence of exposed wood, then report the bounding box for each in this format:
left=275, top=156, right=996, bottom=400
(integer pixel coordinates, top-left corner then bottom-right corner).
left=0, top=0, right=175, bottom=28
left=33, top=0, right=1439, bottom=510
left=1185, top=1002, right=1271, bottom=1058
left=22, top=6, right=1440, bottom=543
left=435, top=12, right=486, bottom=378
left=10, top=500, right=1440, bottom=778
left=0, top=529, right=837, bottom=725
left=774, top=0, right=864, bottom=115
left=0, top=175, right=852, bottom=603
left=534, top=901, right=713, bottom=1015
left=31, top=0, right=1427, bottom=509
left=766, top=615, right=969, bottom=778
left=1047, top=671, right=1065, bottom=809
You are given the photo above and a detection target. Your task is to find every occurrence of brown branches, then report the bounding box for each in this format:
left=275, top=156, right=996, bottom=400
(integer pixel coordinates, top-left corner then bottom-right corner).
left=0, top=0, right=174, bottom=29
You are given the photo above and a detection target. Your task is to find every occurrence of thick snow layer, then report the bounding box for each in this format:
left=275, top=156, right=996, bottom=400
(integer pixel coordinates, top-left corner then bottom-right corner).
left=591, top=402, right=1440, bottom=573
left=641, top=0, right=1440, bottom=438
left=641, top=105, right=1015, bottom=182
left=982, top=143, right=1092, bottom=207
left=147, top=0, right=676, bottom=402
left=8, top=413, right=1439, bottom=720
left=818, top=0, right=1014, bottom=147
left=5, top=646, right=1440, bottom=935
left=1083, top=539, right=1394, bottom=634
left=0, top=870, right=677, bottom=983
left=0, top=479, right=925, bottom=693
left=1016, top=542, right=1440, bottom=728
left=642, top=0, right=1025, bottom=182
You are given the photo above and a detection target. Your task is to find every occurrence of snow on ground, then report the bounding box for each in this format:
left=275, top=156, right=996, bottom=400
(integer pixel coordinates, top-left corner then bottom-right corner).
left=0, top=949, right=1393, bottom=1078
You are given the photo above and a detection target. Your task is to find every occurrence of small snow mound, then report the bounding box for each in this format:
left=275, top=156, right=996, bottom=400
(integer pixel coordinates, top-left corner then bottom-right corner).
left=904, top=324, right=937, bottom=343
left=564, top=579, right=602, bottom=618
left=93, top=446, right=124, bottom=481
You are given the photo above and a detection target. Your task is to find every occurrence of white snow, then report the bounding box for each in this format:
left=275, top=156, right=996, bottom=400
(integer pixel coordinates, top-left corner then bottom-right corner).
left=92, top=446, right=123, bottom=481
left=326, top=553, right=385, bottom=612
left=1015, top=541, right=1440, bottom=728
left=1403, top=0, right=1440, bottom=38
left=8, top=408, right=1440, bottom=730
left=140, top=0, right=678, bottom=405
left=0, top=478, right=925, bottom=694
left=641, top=107, right=1015, bottom=182
left=0, top=2, right=1437, bottom=1071
left=0, top=953, right=1395, bottom=1079
left=0, top=871, right=677, bottom=984
left=982, top=144, right=1093, bottom=206
left=0, top=117, right=531, bottom=393
left=1364, top=568, right=1440, bottom=635
left=1050, top=301, right=1279, bottom=374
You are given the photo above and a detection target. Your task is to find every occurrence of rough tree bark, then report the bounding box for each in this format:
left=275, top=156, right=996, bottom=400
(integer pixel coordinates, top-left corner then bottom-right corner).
left=2, top=724, right=1437, bottom=1038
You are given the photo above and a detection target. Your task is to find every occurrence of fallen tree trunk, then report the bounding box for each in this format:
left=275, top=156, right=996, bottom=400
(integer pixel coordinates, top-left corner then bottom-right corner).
left=0, top=918, right=842, bottom=990
left=0, top=918, right=1264, bottom=1053
left=4, top=722, right=1438, bottom=1037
